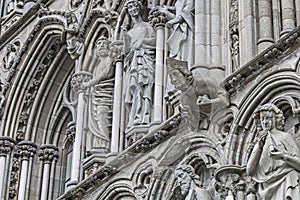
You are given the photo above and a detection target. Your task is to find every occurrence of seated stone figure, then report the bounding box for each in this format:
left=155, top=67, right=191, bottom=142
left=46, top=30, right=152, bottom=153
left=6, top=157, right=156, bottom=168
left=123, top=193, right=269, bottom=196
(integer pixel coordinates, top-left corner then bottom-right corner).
left=166, top=57, right=229, bottom=130
left=246, top=103, right=300, bottom=199
left=174, top=165, right=212, bottom=200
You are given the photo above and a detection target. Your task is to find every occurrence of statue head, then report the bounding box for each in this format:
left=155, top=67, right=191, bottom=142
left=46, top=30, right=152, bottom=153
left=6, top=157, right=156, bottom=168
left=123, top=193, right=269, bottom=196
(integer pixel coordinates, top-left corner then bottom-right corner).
left=167, top=58, right=193, bottom=91
left=65, top=12, right=77, bottom=25
left=254, top=103, right=285, bottom=131
left=175, top=165, right=201, bottom=196
left=125, top=0, right=143, bottom=18
left=95, top=36, right=110, bottom=57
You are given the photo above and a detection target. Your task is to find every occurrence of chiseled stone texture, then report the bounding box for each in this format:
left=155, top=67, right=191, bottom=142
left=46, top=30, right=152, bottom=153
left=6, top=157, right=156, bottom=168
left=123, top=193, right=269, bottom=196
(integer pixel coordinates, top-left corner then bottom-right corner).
left=0, top=0, right=300, bottom=200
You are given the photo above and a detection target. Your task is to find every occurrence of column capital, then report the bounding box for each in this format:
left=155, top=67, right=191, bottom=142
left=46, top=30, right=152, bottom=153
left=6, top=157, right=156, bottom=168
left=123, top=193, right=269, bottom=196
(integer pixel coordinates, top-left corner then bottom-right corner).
left=0, top=136, right=16, bottom=156
left=17, top=141, right=37, bottom=160
left=39, top=144, right=59, bottom=164
left=70, top=71, right=92, bottom=93
left=215, top=165, right=254, bottom=199
left=149, top=10, right=167, bottom=29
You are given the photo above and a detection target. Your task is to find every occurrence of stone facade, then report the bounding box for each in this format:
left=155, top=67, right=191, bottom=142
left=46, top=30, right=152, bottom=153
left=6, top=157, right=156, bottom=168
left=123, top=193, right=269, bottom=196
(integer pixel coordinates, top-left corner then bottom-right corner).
left=0, top=0, right=300, bottom=199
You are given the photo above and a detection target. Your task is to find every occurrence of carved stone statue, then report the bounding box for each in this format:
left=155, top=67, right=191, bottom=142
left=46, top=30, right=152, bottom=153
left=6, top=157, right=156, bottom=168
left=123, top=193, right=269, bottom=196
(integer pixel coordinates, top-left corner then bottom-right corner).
left=3, top=43, right=18, bottom=70
left=175, top=165, right=212, bottom=200
left=65, top=12, right=83, bottom=60
left=155, top=0, right=194, bottom=68
left=167, top=58, right=229, bottom=130
left=82, top=36, right=115, bottom=152
left=122, top=0, right=156, bottom=128
left=246, top=103, right=300, bottom=199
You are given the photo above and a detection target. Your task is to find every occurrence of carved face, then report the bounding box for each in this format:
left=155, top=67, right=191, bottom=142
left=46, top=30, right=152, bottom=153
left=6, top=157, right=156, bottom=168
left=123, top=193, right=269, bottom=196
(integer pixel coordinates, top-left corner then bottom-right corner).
left=260, top=111, right=275, bottom=131
left=175, top=169, right=191, bottom=196
left=96, top=39, right=109, bottom=57
left=71, top=0, right=82, bottom=7
left=127, top=1, right=141, bottom=18
left=169, top=70, right=189, bottom=91
left=6, top=44, right=12, bottom=52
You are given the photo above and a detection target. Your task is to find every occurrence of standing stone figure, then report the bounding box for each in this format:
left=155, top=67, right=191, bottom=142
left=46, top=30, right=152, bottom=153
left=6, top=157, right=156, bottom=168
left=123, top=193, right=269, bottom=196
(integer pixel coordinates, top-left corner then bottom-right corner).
left=246, top=103, right=300, bottom=199
left=155, top=0, right=194, bottom=68
left=122, top=0, right=156, bottom=128
left=82, top=36, right=115, bottom=151
left=3, top=43, right=18, bottom=70
left=175, top=165, right=212, bottom=200
left=65, top=12, right=83, bottom=59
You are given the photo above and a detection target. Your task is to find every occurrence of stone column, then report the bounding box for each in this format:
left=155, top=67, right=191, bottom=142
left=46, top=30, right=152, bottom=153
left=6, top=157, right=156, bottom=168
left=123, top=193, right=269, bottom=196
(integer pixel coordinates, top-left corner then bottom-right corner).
left=296, top=0, right=300, bottom=27
left=240, top=0, right=256, bottom=65
left=150, top=12, right=166, bottom=127
left=211, top=0, right=221, bottom=66
left=0, top=137, right=15, bottom=200
left=38, top=144, right=58, bottom=200
left=17, top=141, right=37, bottom=200
left=195, top=0, right=207, bottom=66
left=110, top=42, right=124, bottom=156
left=68, top=72, right=91, bottom=189
left=257, top=0, right=274, bottom=53
left=280, top=0, right=296, bottom=37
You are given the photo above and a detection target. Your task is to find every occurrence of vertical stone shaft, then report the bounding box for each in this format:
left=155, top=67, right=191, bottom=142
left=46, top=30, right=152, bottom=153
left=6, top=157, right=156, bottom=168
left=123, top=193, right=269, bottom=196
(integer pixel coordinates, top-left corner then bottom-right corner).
left=40, top=163, right=50, bottom=200
left=69, top=92, right=85, bottom=187
left=280, top=0, right=296, bottom=36
left=240, top=0, right=256, bottom=65
left=211, top=0, right=222, bottom=65
left=153, top=25, right=165, bottom=124
left=111, top=58, right=123, bottom=154
left=296, top=0, right=300, bottom=26
left=195, top=0, right=207, bottom=66
left=257, top=0, right=274, bottom=53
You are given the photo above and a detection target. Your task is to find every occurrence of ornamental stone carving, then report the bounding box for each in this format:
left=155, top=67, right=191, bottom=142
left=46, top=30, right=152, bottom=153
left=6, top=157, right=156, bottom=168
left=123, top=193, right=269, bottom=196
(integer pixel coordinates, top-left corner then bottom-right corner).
left=70, top=71, right=92, bottom=93
left=122, top=0, right=156, bottom=128
left=173, top=165, right=212, bottom=200
left=246, top=103, right=300, bottom=199
left=38, top=144, right=59, bottom=164
left=17, top=141, right=37, bottom=160
left=65, top=12, right=83, bottom=60
left=153, top=0, right=195, bottom=69
left=167, top=58, right=229, bottom=131
left=0, top=136, right=15, bottom=156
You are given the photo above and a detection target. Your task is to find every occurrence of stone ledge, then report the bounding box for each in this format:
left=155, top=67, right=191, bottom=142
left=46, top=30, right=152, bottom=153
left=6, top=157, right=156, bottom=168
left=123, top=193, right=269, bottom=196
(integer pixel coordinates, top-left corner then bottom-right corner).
left=222, top=26, right=300, bottom=94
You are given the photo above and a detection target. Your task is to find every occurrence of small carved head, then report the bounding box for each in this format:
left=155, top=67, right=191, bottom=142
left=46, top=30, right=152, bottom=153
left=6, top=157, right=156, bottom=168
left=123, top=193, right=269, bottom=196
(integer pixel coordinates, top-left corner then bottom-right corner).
left=254, top=103, right=285, bottom=131
left=125, top=0, right=143, bottom=18
left=167, top=58, right=193, bottom=91
left=95, top=36, right=110, bottom=57
left=175, top=165, right=201, bottom=196
left=65, top=12, right=78, bottom=25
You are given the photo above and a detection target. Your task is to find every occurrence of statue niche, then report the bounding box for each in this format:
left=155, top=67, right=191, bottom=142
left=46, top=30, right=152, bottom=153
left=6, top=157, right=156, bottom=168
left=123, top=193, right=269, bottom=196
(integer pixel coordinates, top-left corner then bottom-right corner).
left=166, top=58, right=229, bottom=131
left=122, top=0, right=156, bottom=128
left=246, top=103, right=300, bottom=199
left=82, top=36, right=116, bottom=153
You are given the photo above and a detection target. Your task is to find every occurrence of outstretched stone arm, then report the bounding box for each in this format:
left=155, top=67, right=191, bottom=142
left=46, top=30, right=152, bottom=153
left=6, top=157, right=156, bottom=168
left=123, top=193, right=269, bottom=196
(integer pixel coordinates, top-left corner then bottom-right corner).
left=246, top=134, right=266, bottom=176
left=269, top=146, right=300, bottom=172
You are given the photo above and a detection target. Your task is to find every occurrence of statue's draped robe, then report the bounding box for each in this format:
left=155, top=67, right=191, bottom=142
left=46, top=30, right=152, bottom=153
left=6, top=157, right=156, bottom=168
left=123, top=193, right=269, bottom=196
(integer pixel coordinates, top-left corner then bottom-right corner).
left=88, top=56, right=114, bottom=151
left=124, top=21, right=155, bottom=127
left=167, top=0, right=194, bottom=68
left=251, top=130, right=300, bottom=199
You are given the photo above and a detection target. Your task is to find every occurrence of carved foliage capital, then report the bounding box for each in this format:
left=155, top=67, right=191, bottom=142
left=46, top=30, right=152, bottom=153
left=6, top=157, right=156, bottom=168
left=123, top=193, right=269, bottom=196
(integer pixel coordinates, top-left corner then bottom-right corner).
left=66, top=122, right=76, bottom=142
left=70, top=71, right=92, bottom=93
left=0, top=137, right=16, bottom=156
left=17, top=141, right=37, bottom=160
left=149, top=10, right=167, bottom=29
left=39, top=144, right=59, bottom=164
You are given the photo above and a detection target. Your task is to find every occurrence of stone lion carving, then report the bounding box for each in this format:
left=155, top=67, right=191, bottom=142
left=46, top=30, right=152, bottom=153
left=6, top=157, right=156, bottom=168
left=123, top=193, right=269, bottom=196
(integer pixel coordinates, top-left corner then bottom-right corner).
left=246, top=103, right=300, bottom=199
